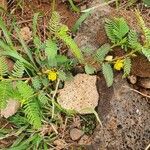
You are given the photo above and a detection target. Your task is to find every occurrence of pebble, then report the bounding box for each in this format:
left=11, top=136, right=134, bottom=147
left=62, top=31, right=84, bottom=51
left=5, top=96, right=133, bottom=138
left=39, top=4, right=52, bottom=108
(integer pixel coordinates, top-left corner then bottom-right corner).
left=70, top=128, right=84, bottom=141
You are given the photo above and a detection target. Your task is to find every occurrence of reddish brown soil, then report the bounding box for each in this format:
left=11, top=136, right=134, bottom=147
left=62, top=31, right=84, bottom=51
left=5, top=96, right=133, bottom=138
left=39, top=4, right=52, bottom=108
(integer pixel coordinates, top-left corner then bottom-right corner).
left=9, top=0, right=80, bottom=29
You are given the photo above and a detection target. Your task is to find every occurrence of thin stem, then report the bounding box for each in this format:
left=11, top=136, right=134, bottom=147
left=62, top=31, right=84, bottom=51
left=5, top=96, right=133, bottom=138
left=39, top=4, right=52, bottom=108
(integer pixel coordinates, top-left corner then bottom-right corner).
left=111, top=49, right=138, bottom=62
left=0, top=77, right=31, bottom=81
left=52, top=0, right=56, bottom=12
left=52, top=79, right=60, bottom=119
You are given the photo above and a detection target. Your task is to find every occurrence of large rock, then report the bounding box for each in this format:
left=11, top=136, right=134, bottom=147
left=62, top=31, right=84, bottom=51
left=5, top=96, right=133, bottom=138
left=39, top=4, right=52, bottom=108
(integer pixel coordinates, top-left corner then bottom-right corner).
left=88, top=74, right=150, bottom=150
left=57, top=74, right=99, bottom=114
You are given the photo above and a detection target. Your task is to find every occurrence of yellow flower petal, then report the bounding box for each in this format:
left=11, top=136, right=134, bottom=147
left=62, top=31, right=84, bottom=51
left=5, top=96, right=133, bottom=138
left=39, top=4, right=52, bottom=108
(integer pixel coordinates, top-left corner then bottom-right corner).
left=114, top=59, right=124, bottom=71
left=48, top=70, right=57, bottom=81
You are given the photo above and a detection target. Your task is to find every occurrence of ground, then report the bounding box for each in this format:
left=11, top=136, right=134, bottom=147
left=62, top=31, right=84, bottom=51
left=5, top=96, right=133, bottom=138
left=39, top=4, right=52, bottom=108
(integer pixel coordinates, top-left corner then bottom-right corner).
left=0, top=0, right=150, bottom=149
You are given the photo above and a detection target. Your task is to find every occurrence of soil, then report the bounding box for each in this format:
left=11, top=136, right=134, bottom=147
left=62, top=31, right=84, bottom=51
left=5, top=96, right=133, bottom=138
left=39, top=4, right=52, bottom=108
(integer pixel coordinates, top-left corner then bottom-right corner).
left=0, top=0, right=150, bottom=149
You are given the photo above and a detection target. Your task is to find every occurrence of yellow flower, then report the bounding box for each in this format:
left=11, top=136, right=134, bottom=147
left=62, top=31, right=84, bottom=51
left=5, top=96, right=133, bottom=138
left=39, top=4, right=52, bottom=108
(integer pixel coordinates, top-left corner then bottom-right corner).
left=114, top=59, right=124, bottom=71
left=48, top=70, right=57, bottom=81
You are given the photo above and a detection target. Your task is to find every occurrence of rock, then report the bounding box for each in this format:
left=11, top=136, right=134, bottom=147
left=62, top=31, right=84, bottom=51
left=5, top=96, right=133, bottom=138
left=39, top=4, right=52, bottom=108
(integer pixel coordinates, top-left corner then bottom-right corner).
left=57, top=74, right=99, bottom=114
left=0, top=0, right=7, bottom=10
left=53, top=139, right=67, bottom=150
left=91, top=74, right=150, bottom=149
left=78, top=135, right=91, bottom=145
left=70, top=128, right=84, bottom=141
left=1, top=100, right=20, bottom=118
left=128, top=75, right=137, bottom=84
left=138, top=78, right=150, bottom=89
left=20, top=27, right=32, bottom=41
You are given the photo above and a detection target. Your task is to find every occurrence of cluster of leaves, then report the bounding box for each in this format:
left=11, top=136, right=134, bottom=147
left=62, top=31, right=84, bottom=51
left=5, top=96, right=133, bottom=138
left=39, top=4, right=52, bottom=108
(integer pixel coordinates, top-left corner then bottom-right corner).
left=84, top=10, right=150, bottom=87
left=0, top=10, right=83, bottom=131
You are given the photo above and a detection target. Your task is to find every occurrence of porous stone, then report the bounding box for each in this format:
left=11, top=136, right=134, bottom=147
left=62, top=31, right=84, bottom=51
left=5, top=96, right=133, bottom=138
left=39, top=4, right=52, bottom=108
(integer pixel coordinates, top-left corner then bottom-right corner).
left=57, top=74, right=99, bottom=114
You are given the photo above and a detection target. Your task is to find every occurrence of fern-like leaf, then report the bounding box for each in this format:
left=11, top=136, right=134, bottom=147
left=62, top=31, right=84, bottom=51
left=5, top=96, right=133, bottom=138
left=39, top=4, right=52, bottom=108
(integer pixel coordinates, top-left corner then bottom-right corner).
left=38, top=91, right=49, bottom=105
left=12, top=60, right=25, bottom=78
left=95, top=43, right=111, bottom=62
left=105, top=18, right=129, bottom=43
left=128, top=30, right=142, bottom=49
left=49, top=11, right=61, bottom=34
left=16, top=81, right=41, bottom=128
left=123, top=57, right=132, bottom=77
left=23, top=98, right=41, bottom=129
left=32, top=76, right=42, bottom=90
left=56, top=25, right=84, bottom=63
left=45, top=39, right=58, bottom=67
left=84, top=64, right=96, bottom=75
left=0, top=56, right=8, bottom=77
left=0, top=81, right=12, bottom=109
left=16, top=81, right=34, bottom=102
left=142, top=48, right=150, bottom=61
left=102, top=63, right=114, bottom=87
left=49, top=11, right=84, bottom=64
left=135, top=10, right=150, bottom=45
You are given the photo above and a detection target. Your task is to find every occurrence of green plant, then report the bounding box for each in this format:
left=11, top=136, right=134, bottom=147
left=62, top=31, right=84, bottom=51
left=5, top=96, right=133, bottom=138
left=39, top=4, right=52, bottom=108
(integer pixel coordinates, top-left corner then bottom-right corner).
left=0, top=9, right=83, bottom=130
left=84, top=11, right=150, bottom=87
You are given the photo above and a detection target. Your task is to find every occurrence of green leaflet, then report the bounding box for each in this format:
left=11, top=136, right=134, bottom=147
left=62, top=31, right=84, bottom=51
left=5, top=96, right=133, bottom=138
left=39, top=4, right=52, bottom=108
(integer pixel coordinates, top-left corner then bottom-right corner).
left=0, top=56, right=8, bottom=77
left=57, top=25, right=84, bottom=63
left=45, top=39, right=58, bottom=67
left=128, top=30, right=142, bottom=49
left=23, top=99, right=41, bottom=129
left=142, top=48, right=150, bottom=61
left=0, top=81, right=12, bottom=109
left=49, top=11, right=84, bottom=64
left=135, top=10, right=150, bottom=45
left=0, top=18, right=14, bottom=48
left=84, top=64, right=96, bottom=75
left=123, top=57, right=132, bottom=77
left=16, top=81, right=34, bottom=102
left=95, top=43, right=111, bottom=62
left=32, top=76, right=42, bottom=90
left=16, top=81, right=41, bottom=129
left=12, top=61, right=25, bottom=78
left=102, top=63, right=114, bottom=87
left=105, top=18, right=129, bottom=44
left=38, top=91, right=49, bottom=105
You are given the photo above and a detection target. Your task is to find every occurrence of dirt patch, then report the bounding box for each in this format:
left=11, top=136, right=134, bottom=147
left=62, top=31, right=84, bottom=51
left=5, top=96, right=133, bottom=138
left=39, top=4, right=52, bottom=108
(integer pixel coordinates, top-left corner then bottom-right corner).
left=8, top=0, right=79, bottom=29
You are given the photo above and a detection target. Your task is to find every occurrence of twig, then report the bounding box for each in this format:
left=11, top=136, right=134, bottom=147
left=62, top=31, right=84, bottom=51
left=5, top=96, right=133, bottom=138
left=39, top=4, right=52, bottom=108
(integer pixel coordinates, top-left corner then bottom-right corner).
left=81, top=0, right=116, bottom=13
left=145, top=143, right=150, bottom=150
left=124, top=86, right=150, bottom=99
left=52, top=79, right=60, bottom=119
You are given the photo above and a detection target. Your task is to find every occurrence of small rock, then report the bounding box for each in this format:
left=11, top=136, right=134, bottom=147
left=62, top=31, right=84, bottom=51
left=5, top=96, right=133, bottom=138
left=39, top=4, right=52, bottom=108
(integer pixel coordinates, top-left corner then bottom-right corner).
left=1, top=100, right=20, bottom=118
left=128, top=75, right=137, bottom=84
left=20, top=27, right=32, bottom=41
left=53, top=139, right=67, bottom=150
left=58, top=74, right=99, bottom=114
left=138, top=78, right=150, bottom=89
left=70, top=128, right=84, bottom=141
left=0, top=0, right=7, bottom=10
left=78, top=135, right=91, bottom=145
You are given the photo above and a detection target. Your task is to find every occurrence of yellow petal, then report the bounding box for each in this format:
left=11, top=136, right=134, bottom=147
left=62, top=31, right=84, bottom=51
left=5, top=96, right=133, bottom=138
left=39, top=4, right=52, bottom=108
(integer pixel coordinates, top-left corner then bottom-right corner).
left=48, top=71, right=57, bottom=81
left=114, top=60, right=124, bottom=71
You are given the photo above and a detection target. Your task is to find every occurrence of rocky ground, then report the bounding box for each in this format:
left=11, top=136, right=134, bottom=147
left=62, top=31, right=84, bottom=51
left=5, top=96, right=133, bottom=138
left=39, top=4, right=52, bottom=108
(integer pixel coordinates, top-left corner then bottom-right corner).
left=0, top=0, right=150, bottom=149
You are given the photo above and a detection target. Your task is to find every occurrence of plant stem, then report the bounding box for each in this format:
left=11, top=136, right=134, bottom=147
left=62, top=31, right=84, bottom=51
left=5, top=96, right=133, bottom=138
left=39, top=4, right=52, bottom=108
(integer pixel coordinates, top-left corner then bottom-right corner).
left=52, top=0, right=56, bottom=12
left=0, top=77, right=31, bottom=81
left=52, top=79, right=60, bottom=119
left=111, top=49, right=137, bottom=62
